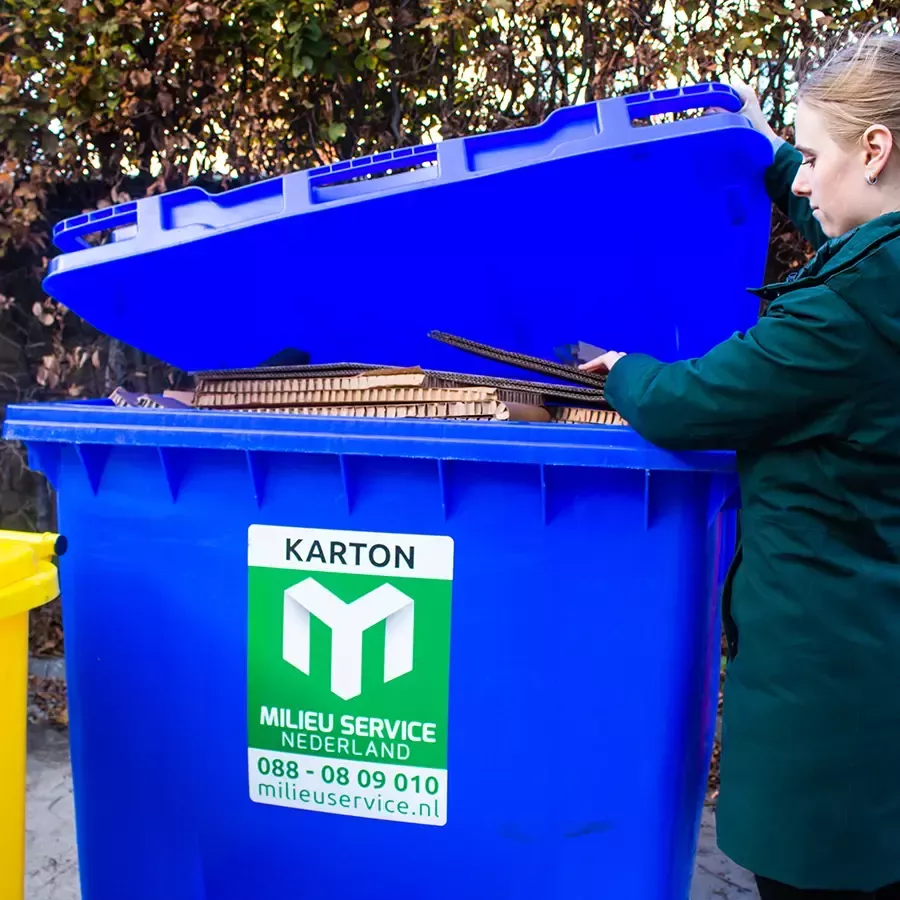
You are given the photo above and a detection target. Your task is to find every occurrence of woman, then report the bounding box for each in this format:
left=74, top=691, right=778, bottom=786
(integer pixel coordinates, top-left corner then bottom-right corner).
left=582, top=35, right=900, bottom=900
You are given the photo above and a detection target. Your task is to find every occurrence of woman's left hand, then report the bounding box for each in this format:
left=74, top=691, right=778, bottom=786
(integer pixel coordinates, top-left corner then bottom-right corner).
left=579, top=351, right=626, bottom=373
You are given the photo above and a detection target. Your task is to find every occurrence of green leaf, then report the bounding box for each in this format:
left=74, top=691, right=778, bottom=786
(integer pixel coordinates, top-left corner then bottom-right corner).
left=327, top=122, right=346, bottom=141
left=373, top=37, right=390, bottom=50
left=306, top=39, right=331, bottom=58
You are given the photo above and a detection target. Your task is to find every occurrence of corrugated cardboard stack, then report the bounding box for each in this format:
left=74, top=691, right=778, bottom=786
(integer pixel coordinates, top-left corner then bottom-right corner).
left=192, top=368, right=546, bottom=421
left=552, top=406, right=627, bottom=426
left=184, top=365, right=626, bottom=426
left=106, top=339, right=628, bottom=426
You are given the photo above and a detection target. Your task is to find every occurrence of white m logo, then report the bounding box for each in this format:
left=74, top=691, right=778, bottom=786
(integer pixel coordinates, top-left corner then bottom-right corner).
left=283, top=579, right=414, bottom=701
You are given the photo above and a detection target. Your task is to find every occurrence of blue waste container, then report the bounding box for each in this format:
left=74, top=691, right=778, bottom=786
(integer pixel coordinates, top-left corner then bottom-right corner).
left=43, top=83, right=773, bottom=374
left=4, top=401, right=736, bottom=900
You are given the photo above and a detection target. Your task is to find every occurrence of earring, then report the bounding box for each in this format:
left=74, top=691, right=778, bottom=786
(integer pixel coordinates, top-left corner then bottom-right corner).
left=866, top=172, right=878, bottom=185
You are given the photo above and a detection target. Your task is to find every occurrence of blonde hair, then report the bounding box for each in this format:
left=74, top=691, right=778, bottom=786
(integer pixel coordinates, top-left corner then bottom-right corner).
left=800, top=31, right=900, bottom=146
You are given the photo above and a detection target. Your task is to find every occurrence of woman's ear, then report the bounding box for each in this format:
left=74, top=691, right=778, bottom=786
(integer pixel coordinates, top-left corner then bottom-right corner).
left=862, top=124, right=894, bottom=180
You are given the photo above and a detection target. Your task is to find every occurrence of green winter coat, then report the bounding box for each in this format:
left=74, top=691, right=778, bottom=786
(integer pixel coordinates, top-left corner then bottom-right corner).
left=604, top=142, right=900, bottom=891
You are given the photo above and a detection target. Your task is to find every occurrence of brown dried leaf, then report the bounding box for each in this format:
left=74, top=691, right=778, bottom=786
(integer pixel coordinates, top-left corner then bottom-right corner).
left=145, top=173, right=167, bottom=196
left=131, top=69, right=153, bottom=88
left=28, top=675, right=68, bottom=729
left=157, top=91, right=174, bottom=114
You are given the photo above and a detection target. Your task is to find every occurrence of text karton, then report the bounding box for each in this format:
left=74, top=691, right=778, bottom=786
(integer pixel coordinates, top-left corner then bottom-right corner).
left=247, top=525, right=454, bottom=825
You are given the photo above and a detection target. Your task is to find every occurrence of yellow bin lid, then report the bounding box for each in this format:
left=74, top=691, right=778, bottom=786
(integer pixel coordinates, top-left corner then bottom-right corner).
left=0, top=532, right=65, bottom=619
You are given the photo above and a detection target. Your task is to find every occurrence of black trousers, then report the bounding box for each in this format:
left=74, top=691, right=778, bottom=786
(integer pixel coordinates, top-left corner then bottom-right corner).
left=756, top=875, right=900, bottom=899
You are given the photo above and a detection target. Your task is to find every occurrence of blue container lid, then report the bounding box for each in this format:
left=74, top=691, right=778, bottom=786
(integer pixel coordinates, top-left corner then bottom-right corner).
left=43, top=84, right=773, bottom=374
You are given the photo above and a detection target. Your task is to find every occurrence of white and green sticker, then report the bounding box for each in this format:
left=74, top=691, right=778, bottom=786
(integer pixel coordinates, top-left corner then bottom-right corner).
left=247, top=525, right=453, bottom=826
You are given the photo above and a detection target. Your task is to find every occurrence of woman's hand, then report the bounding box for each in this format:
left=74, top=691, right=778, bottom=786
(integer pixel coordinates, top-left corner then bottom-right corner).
left=579, top=351, right=626, bottom=373
left=714, top=78, right=784, bottom=150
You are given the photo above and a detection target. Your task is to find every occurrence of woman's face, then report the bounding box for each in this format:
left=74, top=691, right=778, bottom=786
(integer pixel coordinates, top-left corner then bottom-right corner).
left=791, top=101, right=886, bottom=239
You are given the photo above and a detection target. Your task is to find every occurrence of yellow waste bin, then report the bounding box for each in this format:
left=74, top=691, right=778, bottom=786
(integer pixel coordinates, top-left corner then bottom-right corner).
left=0, top=530, right=66, bottom=900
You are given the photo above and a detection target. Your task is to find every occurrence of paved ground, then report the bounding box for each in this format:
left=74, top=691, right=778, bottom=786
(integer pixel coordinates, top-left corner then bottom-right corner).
left=26, top=727, right=79, bottom=900
left=691, top=816, right=759, bottom=898
left=25, top=724, right=758, bottom=899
